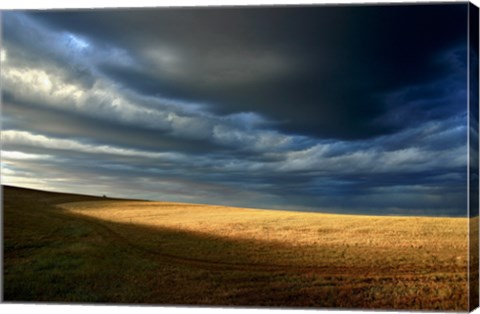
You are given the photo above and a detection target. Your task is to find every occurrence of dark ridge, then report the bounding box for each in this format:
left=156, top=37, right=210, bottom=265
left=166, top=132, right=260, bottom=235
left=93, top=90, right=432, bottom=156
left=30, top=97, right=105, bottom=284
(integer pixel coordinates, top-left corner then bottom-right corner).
left=2, top=185, right=145, bottom=204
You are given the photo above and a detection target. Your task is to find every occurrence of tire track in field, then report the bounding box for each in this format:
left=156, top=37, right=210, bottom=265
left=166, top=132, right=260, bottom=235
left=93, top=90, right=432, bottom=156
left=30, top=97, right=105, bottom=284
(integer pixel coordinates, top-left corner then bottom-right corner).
left=56, top=204, right=466, bottom=279
left=61, top=206, right=323, bottom=273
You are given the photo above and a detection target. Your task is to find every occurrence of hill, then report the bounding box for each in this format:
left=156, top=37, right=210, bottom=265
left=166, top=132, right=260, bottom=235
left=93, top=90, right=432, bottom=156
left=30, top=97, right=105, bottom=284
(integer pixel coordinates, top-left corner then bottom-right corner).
left=3, top=185, right=472, bottom=310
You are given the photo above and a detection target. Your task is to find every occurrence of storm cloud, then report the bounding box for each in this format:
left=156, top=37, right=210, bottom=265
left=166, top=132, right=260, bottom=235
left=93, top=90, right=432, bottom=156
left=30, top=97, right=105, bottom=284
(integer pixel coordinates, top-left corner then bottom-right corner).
left=1, top=3, right=470, bottom=216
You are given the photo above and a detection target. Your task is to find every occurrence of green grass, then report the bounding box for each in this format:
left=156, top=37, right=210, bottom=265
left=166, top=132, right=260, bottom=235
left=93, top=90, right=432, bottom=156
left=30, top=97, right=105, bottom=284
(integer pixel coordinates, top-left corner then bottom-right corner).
left=2, top=185, right=471, bottom=310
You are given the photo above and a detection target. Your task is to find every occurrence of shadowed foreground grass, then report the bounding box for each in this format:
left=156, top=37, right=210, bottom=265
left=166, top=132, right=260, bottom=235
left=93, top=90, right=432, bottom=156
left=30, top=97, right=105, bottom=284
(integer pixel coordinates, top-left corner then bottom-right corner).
left=3, top=185, right=472, bottom=310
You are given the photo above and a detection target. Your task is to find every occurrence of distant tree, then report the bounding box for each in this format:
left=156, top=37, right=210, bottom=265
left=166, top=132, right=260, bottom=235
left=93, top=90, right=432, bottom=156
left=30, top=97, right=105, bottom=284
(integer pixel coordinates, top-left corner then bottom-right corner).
left=102, top=194, right=107, bottom=198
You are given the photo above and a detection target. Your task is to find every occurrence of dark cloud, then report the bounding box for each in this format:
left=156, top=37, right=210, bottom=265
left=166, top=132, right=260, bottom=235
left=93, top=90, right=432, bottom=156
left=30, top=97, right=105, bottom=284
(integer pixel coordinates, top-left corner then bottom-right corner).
left=27, top=4, right=468, bottom=140
left=2, top=93, right=226, bottom=154
left=2, top=13, right=97, bottom=89
left=1, top=4, right=470, bottom=216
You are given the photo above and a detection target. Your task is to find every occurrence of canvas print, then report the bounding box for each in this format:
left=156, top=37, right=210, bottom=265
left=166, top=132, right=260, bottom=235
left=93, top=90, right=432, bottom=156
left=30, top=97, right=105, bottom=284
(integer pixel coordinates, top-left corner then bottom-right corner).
left=1, top=2, right=479, bottom=311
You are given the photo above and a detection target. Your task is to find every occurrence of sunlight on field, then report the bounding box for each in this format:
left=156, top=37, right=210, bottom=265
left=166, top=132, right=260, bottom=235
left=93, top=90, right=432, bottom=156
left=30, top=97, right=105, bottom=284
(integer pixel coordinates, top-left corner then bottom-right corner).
left=61, top=200, right=469, bottom=274
left=4, top=187, right=473, bottom=310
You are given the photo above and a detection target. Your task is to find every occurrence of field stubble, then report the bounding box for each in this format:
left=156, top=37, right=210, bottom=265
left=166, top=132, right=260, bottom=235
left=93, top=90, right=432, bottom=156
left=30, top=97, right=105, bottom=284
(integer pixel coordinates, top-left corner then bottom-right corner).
left=3, top=186, right=472, bottom=310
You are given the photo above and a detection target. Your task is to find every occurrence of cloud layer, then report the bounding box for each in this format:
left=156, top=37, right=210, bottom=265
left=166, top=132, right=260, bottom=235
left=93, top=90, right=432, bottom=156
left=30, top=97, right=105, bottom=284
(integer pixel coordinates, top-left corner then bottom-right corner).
left=1, top=4, right=469, bottom=216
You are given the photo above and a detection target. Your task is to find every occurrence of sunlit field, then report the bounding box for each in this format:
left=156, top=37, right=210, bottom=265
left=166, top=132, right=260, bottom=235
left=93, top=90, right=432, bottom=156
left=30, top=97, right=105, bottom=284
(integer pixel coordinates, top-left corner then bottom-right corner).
left=3, top=186, right=471, bottom=310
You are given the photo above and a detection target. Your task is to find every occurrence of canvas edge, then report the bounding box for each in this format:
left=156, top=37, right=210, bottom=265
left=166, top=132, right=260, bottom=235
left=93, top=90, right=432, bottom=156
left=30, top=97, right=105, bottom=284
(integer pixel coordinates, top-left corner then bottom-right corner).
left=469, top=1, right=479, bottom=312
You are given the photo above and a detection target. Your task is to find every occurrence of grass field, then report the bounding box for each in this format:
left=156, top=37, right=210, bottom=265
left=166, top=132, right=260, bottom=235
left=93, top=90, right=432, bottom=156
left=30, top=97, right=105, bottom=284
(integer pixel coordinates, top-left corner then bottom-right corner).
left=2, top=185, right=474, bottom=310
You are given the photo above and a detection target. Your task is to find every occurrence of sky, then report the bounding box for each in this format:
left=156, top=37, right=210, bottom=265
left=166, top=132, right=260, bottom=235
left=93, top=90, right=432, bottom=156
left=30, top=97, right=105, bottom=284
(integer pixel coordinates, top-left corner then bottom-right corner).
left=0, top=3, right=472, bottom=216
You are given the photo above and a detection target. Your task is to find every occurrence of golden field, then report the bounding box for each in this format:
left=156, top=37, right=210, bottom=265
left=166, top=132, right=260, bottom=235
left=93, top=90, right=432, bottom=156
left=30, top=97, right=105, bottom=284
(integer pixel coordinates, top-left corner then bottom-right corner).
left=3, top=185, right=475, bottom=310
